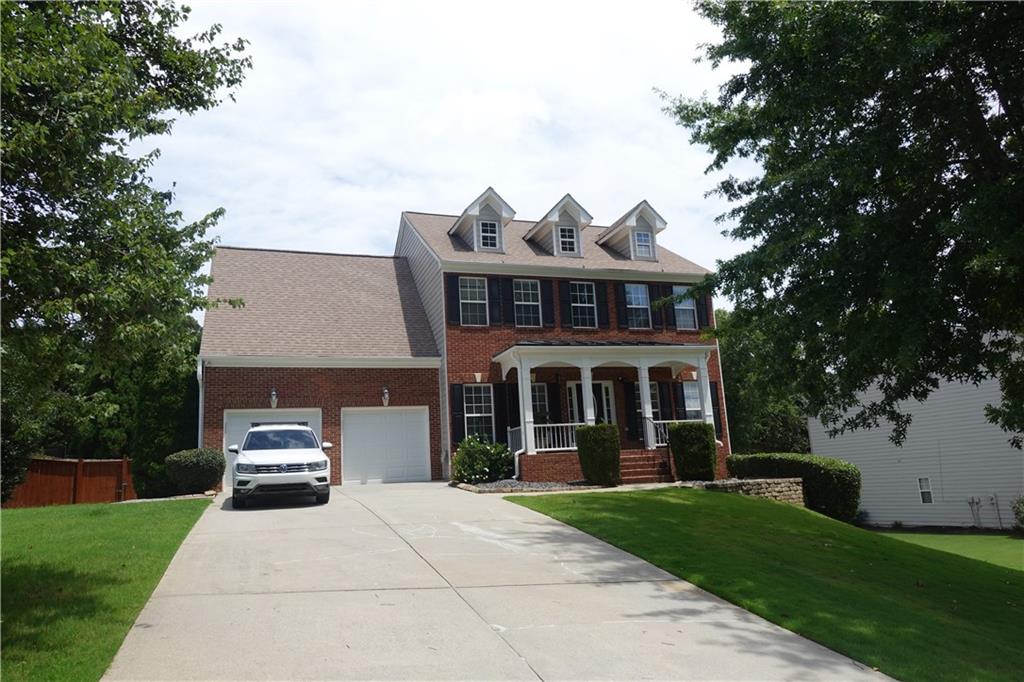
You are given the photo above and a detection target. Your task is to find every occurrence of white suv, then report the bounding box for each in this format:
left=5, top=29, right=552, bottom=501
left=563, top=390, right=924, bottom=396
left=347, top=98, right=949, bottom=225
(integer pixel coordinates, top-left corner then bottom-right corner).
left=228, top=424, right=332, bottom=509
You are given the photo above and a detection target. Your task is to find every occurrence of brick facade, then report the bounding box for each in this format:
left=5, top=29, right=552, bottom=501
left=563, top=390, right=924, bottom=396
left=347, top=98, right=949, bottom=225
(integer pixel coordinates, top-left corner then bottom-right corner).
left=202, top=366, right=442, bottom=485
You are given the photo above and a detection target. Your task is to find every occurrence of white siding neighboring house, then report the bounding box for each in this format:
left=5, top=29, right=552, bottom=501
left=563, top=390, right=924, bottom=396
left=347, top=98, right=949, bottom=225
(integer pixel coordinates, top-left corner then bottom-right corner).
left=809, top=379, right=1024, bottom=529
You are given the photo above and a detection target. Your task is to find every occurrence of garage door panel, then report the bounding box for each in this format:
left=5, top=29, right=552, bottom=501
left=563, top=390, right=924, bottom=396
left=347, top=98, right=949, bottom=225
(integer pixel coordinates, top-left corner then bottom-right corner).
left=222, top=409, right=322, bottom=489
left=343, top=407, right=430, bottom=484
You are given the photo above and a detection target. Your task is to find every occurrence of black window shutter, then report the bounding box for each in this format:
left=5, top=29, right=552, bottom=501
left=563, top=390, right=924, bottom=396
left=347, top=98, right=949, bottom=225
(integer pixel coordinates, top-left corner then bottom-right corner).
left=450, top=384, right=465, bottom=447
left=673, top=383, right=686, bottom=420
left=540, top=280, right=555, bottom=327
left=488, top=277, right=502, bottom=325
left=558, top=281, right=572, bottom=327
left=493, top=385, right=508, bottom=444
left=623, top=381, right=638, bottom=440
left=500, top=278, right=515, bottom=326
left=506, top=383, right=520, bottom=428
left=546, top=382, right=562, bottom=423
left=446, top=274, right=461, bottom=324
left=696, top=293, right=710, bottom=328
left=709, top=380, right=722, bottom=438
left=595, top=281, right=610, bottom=328
left=657, top=382, right=672, bottom=418
left=649, top=284, right=663, bottom=329
left=664, top=284, right=678, bottom=329
left=615, top=282, right=628, bottom=329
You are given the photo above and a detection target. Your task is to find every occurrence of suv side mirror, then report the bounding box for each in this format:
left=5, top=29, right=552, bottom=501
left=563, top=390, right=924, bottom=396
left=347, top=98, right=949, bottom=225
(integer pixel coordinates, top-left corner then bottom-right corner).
left=321, top=441, right=333, bottom=450
left=228, top=444, right=239, bottom=454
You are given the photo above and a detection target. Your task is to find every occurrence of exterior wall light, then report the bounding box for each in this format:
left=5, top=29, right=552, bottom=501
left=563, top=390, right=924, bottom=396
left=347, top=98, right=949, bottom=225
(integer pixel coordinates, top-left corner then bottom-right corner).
left=382, top=386, right=390, bottom=407
left=270, top=387, right=278, bottom=409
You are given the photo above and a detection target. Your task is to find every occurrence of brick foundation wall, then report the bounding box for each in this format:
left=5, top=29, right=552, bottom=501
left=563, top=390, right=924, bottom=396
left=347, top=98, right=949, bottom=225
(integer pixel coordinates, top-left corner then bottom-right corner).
left=202, top=366, right=442, bottom=485
left=701, top=478, right=805, bottom=506
left=517, top=451, right=584, bottom=482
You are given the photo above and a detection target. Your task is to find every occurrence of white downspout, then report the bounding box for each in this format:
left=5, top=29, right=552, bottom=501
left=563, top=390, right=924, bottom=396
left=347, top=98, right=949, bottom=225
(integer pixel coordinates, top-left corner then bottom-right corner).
left=196, top=358, right=205, bottom=448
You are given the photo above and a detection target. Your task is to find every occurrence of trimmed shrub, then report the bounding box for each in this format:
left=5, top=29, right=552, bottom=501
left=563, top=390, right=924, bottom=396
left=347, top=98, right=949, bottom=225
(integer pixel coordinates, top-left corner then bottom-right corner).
left=576, top=424, right=620, bottom=486
left=165, top=448, right=226, bottom=494
left=1012, top=495, right=1024, bottom=532
left=667, top=422, right=716, bottom=481
left=452, top=436, right=513, bottom=484
left=727, top=452, right=862, bottom=523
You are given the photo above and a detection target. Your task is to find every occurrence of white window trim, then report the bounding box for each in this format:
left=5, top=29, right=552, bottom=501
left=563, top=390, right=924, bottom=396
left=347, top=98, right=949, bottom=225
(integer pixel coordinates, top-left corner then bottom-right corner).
left=673, top=285, right=698, bottom=331
left=634, top=383, right=662, bottom=421
left=624, top=283, right=652, bottom=329
left=681, top=381, right=702, bottom=419
left=530, top=383, right=549, bottom=423
left=513, top=278, right=542, bottom=328
left=632, top=230, right=654, bottom=259
left=464, top=384, right=495, bottom=442
left=917, top=477, right=934, bottom=504
left=569, top=280, right=598, bottom=329
left=458, top=276, right=489, bottom=327
left=477, top=219, right=501, bottom=252
left=556, top=224, right=581, bottom=257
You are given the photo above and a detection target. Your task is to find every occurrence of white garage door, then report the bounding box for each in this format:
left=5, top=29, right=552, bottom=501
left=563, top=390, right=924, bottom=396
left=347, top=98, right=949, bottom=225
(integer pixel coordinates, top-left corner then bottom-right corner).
left=342, top=407, right=430, bottom=484
left=221, top=409, right=323, bottom=489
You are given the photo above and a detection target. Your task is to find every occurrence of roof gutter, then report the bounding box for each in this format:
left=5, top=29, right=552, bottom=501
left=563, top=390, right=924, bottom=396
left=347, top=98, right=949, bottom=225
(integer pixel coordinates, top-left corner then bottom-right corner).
left=199, top=355, right=442, bottom=369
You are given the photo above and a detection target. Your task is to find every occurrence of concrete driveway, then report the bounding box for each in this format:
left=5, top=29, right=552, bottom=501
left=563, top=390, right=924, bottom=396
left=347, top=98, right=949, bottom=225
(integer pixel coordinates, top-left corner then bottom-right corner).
left=105, top=483, right=883, bottom=681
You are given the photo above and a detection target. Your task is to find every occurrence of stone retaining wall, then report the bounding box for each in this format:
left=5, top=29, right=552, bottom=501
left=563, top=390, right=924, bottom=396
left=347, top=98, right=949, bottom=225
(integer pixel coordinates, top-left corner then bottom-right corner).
left=699, top=478, right=804, bottom=506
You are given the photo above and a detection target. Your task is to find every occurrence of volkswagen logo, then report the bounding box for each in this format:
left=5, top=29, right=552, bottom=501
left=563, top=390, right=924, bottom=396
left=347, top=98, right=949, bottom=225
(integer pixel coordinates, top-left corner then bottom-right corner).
left=278, top=464, right=289, bottom=473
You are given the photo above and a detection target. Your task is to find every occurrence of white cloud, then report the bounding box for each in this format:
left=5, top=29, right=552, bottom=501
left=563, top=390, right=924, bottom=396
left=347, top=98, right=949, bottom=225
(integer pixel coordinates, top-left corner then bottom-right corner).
left=140, top=0, right=754, bottom=313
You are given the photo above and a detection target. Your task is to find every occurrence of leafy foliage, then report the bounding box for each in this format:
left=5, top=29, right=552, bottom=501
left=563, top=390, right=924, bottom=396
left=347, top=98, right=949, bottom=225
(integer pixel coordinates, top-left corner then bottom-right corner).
left=728, top=453, right=862, bottom=523
left=164, top=448, right=225, bottom=494
left=575, top=424, right=620, bottom=486
left=451, top=436, right=513, bottom=484
left=667, top=421, right=716, bottom=481
left=664, top=2, right=1024, bottom=447
left=0, top=1, right=250, bottom=499
left=1012, top=495, right=1024, bottom=532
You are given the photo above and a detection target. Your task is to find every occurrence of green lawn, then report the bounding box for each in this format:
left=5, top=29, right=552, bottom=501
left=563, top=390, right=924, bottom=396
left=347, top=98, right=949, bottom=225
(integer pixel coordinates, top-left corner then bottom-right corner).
left=1, top=500, right=210, bottom=682
left=510, top=488, right=1023, bottom=682
left=879, top=531, right=1023, bottom=572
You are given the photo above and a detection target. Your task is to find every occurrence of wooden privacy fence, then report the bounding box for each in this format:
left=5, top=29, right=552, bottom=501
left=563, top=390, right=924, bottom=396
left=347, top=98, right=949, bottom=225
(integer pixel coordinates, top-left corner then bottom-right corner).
left=3, top=457, right=137, bottom=508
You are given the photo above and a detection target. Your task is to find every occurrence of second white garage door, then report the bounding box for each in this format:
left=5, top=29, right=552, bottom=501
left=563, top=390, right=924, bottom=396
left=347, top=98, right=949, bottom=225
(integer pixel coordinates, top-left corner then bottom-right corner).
left=341, top=407, right=431, bottom=484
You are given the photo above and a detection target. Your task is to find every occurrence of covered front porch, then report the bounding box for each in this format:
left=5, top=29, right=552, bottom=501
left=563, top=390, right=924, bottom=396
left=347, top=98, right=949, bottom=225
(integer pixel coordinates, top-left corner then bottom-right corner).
left=492, top=342, right=723, bottom=461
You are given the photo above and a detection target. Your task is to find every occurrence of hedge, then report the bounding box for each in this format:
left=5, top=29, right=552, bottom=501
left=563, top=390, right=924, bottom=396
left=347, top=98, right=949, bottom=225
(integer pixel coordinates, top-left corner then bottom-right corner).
left=452, top=436, right=513, bottom=484
left=165, top=448, right=226, bottom=494
left=576, top=424, right=620, bottom=486
left=727, top=452, right=862, bottom=522
left=667, top=422, right=716, bottom=481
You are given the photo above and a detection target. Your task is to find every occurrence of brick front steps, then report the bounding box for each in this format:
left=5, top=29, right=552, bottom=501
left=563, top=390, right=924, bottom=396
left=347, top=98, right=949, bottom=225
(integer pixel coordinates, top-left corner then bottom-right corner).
left=518, top=448, right=674, bottom=484
left=619, top=449, right=674, bottom=484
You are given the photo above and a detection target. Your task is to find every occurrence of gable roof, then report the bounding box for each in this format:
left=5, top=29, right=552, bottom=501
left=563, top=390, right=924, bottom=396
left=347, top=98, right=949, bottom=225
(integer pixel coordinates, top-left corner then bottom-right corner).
left=200, top=247, right=439, bottom=363
left=403, top=211, right=711, bottom=278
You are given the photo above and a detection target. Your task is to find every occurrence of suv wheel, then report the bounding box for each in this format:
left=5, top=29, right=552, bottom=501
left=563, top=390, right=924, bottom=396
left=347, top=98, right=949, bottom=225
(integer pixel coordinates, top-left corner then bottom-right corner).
left=315, top=491, right=330, bottom=505
left=232, top=496, right=247, bottom=509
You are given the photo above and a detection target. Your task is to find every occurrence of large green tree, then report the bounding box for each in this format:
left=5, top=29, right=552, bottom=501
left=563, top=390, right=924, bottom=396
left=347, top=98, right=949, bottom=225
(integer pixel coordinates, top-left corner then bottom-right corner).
left=667, top=1, right=1023, bottom=446
left=1, top=1, right=250, bottom=499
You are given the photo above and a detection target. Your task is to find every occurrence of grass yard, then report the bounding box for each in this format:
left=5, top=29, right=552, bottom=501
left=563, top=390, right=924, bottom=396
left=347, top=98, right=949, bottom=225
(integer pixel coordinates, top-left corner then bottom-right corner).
left=879, top=531, right=1023, bottom=572
left=1, top=500, right=210, bottom=682
left=510, top=488, right=1023, bottom=682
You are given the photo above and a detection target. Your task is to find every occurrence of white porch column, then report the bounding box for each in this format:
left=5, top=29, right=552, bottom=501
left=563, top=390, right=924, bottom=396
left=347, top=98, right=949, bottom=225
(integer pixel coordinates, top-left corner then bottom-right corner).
left=518, top=357, right=536, bottom=454
left=696, top=355, right=715, bottom=428
left=638, top=363, right=655, bottom=449
left=580, top=363, right=596, bottom=425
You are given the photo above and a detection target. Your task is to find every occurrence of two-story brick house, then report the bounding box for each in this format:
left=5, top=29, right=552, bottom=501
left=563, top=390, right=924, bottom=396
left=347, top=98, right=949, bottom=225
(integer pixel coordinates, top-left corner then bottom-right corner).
left=199, top=188, right=730, bottom=487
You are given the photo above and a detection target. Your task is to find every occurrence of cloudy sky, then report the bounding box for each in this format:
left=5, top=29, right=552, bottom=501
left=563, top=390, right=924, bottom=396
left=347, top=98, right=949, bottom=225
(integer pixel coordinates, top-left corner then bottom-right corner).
left=142, top=0, right=752, bottom=306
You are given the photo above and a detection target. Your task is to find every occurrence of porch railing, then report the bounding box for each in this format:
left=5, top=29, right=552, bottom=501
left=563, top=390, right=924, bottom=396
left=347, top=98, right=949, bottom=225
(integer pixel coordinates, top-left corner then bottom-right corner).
left=507, top=426, right=524, bottom=455
left=647, top=418, right=706, bottom=446
left=534, top=422, right=585, bottom=452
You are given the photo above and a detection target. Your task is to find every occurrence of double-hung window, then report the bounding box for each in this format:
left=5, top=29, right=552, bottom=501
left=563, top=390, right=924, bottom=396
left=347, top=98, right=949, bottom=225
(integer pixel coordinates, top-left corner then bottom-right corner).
left=569, top=281, right=597, bottom=328
left=633, top=231, right=653, bottom=258
left=558, top=225, right=579, bottom=255
left=672, top=285, right=698, bottom=330
left=633, top=383, right=663, bottom=421
left=458, top=277, right=488, bottom=326
left=624, top=283, right=651, bottom=329
left=918, top=477, right=933, bottom=504
left=681, top=381, right=702, bottom=420
left=464, top=385, right=494, bottom=441
left=479, top=221, right=499, bottom=250
left=513, top=279, right=542, bottom=327
left=531, top=383, right=550, bottom=424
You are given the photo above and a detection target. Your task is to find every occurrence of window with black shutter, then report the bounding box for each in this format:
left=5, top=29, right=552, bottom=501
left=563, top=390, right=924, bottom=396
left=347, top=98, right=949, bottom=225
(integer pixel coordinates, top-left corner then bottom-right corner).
left=710, top=380, right=722, bottom=439
left=622, top=380, right=638, bottom=439
left=450, top=384, right=465, bottom=446
left=540, top=280, right=555, bottom=328
left=446, top=274, right=461, bottom=324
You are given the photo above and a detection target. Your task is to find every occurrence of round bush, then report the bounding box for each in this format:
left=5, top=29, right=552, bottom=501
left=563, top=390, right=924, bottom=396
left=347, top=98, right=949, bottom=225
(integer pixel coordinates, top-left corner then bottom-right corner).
left=576, top=424, right=620, bottom=486
left=165, top=448, right=226, bottom=494
left=667, top=422, right=716, bottom=481
left=727, top=452, right=861, bottom=523
left=452, top=436, right=513, bottom=484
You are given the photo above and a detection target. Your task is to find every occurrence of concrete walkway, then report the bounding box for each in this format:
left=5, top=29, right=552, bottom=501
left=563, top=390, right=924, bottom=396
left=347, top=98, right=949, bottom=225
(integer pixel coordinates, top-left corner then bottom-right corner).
left=105, top=483, right=884, bottom=681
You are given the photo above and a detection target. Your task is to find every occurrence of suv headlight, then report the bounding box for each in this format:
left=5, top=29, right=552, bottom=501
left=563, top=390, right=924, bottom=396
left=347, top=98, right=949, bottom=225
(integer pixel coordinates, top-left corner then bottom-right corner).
left=236, top=462, right=257, bottom=474
left=309, top=459, right=328, bottom=471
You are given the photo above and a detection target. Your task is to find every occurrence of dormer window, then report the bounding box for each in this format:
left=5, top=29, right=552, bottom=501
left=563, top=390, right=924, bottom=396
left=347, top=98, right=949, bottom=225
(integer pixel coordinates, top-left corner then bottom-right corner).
left=557, top=225, right=579, bottom=255
left=478, top=220, right=500, bottom=251
left=633, top=230, right=653, bottom=258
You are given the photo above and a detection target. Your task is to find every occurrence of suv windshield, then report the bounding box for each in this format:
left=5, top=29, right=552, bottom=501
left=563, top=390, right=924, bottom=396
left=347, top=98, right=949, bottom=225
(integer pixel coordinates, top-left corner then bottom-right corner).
left=242, top=430, right=319, bottom=451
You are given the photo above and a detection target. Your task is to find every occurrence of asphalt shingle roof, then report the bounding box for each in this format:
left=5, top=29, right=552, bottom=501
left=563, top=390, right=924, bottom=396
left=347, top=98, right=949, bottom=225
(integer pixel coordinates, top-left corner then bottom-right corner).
left=200, top=246, right=439, bottom=360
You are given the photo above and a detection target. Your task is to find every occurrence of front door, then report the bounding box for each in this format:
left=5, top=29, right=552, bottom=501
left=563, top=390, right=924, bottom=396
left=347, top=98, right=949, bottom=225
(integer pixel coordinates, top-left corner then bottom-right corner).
left=567, top=381, right=616, bottom=424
